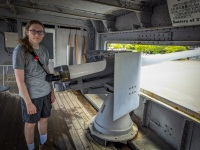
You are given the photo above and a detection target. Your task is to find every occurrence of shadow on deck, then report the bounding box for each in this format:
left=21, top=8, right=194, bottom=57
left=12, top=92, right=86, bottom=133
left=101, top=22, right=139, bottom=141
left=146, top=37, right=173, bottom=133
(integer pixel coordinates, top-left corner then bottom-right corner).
left=0, top=91, right=118, bottom=150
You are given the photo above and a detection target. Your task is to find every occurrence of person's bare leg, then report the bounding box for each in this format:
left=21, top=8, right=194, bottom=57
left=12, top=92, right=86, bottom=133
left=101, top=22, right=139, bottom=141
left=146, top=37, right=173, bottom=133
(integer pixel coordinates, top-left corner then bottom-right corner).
left=38, top=118, right=48, bottom=144
left=24, top=123, right=36, bottom=149
left=38, top=118, right=56, bottom=149
left=38, top=118, right=48, bottom=134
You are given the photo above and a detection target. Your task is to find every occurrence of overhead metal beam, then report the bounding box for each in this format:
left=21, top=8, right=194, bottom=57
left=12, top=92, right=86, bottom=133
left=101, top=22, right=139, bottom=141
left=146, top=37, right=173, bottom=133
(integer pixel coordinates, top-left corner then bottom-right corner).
left=97, top=26, right=200, bottom=49
left=84, top=0, right=152, bottom=13
left=0, top=1, right=108, bottom=20
left=0, top=7, right=92, bottom=30
left=91, top=20, right=106, bottom=33
left=5, top=0, right=17, bottom=15
left=9, top=5, right=17, bottom=15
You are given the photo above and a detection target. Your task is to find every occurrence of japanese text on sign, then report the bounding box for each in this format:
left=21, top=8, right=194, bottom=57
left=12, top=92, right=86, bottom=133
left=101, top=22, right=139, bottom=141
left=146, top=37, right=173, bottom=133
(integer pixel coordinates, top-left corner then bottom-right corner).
left=167, top=0, right=200, bottom=26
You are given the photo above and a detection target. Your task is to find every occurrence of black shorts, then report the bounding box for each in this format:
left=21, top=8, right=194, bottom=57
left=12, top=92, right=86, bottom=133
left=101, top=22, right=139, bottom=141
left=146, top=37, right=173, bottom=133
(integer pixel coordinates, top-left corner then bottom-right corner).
left=20, top=93, right=52, bottom=123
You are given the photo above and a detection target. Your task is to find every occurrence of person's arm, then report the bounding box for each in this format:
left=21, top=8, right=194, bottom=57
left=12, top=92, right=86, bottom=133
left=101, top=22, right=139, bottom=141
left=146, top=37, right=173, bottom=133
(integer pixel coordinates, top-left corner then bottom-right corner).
left=46, top=67, right=55, bottom=103
left=14, top=69, right=37, bottom=115
left=43, top=45, right=55, bottom=103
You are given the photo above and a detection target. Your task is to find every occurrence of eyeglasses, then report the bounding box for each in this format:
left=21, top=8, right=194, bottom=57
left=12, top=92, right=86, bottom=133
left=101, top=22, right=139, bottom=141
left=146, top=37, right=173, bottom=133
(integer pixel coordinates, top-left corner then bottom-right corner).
left=29, top=29, right=46, bottom=36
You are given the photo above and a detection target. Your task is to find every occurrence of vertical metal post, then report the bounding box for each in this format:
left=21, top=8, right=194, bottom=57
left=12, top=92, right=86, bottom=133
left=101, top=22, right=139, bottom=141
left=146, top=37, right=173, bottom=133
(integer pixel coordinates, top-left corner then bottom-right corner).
left=2, top=66, right=5, bottom=85
left=6, top=66, right=8, bottom=82
left=142, top=99, right=150, bottom=127
left=180, top=120, right=190, bottom=150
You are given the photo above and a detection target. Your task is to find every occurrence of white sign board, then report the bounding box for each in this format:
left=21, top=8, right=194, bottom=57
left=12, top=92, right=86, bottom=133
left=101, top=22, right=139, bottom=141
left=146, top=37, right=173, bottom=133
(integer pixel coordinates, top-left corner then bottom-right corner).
left=167, top=0, right=200, bottom=26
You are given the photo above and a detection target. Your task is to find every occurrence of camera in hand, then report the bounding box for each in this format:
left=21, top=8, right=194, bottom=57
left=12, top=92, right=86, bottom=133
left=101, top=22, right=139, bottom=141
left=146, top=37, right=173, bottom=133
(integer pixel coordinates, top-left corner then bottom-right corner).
left=46, top=65, right=70, bottom=82
left=46, top=71, right=70, bottom=82
left=46, top=74, right=60, bottom=82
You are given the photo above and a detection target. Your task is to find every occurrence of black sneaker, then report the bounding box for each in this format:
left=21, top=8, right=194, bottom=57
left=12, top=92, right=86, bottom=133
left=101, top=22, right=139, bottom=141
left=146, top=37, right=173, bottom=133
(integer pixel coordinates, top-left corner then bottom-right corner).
left=39, top=141, right=57, bottom=150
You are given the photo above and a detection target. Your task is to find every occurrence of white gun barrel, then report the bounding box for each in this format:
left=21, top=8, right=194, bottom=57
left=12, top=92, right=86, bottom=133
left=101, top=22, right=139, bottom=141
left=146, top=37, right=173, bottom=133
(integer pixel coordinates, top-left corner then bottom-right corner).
left=142, top=48, right=200, bottom=66
left=68, top=59, right=106, bottom=79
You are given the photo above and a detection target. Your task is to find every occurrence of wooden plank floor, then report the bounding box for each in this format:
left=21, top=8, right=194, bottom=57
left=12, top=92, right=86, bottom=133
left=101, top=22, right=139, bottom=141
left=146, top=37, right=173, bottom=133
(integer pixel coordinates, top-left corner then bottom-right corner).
left=0, top=90, right=117, bottom=150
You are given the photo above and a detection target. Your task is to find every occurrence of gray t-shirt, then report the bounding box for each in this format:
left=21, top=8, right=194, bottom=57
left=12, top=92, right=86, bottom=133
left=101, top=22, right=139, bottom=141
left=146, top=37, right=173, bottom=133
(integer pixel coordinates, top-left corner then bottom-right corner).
left=12, top=44, right=51, bottom=99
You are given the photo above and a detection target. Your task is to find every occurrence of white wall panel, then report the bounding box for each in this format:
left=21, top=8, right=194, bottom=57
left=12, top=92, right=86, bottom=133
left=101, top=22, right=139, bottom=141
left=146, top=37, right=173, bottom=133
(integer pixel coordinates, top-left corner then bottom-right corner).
left=55, top=28, right=88, bottom=66
left=55, top=28, right=69, bottom=66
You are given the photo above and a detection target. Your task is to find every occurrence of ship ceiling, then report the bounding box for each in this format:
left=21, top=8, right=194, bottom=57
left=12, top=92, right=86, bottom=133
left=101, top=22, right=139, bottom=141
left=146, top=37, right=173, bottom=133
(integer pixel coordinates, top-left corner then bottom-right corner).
left=0, top=0, right=163, bottom=20
left=0, top=0, right=169, bottom=32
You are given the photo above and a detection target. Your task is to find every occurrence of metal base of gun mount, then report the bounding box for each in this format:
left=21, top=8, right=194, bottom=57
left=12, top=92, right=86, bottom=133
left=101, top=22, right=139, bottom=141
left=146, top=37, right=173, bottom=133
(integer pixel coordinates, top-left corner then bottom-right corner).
left=88, top=94, right=138, bottom=143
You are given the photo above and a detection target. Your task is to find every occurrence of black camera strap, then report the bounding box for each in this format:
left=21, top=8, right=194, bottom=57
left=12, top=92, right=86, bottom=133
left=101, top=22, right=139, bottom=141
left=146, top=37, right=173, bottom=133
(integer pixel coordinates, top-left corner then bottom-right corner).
left=30, top=51, right=49, bottom=75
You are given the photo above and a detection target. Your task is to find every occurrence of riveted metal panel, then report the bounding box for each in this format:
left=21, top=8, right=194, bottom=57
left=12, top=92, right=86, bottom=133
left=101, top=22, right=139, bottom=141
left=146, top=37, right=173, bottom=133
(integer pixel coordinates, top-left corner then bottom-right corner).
left=115, top=12, right=140, bottom=31
left=190, top=124, right=200, bottom=150
left=99, top=26, right=200, bottom=49
left=151, top=4, right=172, bottom=27
left=132, top=93, right=200, bottom=150
left=148, top=102, right=184, bottom=149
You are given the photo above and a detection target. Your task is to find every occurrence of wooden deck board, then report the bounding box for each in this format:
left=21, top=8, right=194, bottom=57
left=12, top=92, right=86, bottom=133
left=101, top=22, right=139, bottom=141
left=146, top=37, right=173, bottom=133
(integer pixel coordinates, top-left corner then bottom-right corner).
left=9, top=99, right=23, bottom=150
left=72, top=91, right=97, bottom=117
left=67, top=92, right=90, bottom=124
left=0, top=91, right=118, bottom=150
left=53, top=94, right=76, bottom=149
left=1, top=97, right=20, bottom=150
left=57, top=92, right=94, bottom=150
left=51, top=100, right=69, bottom=150
left=69, top=91, right=93, bottom=119
left=64, top=91, right=117, bottom=150
left=63, top=92, right=89, bottom=129
left=61, top=92, right=95, bottom=149
left=55, top=92, right=85, bottom=150
left=0, top=95, right=18, bottom=148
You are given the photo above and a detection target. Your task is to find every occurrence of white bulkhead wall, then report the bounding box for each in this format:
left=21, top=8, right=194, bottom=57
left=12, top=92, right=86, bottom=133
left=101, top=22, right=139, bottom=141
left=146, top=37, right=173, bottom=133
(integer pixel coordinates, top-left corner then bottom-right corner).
left=55, top=28, right=88, bottom=67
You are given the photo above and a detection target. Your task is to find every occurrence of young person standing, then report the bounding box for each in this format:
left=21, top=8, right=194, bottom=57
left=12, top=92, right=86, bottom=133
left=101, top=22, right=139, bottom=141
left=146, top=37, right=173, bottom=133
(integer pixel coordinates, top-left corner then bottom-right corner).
left=13, top=20, right=56, bottom=150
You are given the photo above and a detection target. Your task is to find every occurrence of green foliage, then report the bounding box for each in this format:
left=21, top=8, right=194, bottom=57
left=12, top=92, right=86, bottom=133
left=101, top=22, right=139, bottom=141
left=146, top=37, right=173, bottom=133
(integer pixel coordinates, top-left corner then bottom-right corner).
left=133, top=45, right=166, bottom=54
left=164, top=46, right=187, bottom=53
left=107, top=43, right=188, bottom=54
left=125, top=44, right=135, bottom=51
left=108, top=43, right=126, bottom=49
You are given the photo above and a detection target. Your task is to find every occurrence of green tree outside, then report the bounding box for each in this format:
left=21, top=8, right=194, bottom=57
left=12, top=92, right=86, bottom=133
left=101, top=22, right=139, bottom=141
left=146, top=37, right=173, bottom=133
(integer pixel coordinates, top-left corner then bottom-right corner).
left=107, top=43, right=188, bottom=54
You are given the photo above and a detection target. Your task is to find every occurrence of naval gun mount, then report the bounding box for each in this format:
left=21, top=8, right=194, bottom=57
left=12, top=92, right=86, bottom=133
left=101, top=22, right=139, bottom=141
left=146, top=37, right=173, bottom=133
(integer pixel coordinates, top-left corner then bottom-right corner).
left=51, top=49, right=200, bottom=145
left=53, top=51, right=141, bottom=145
